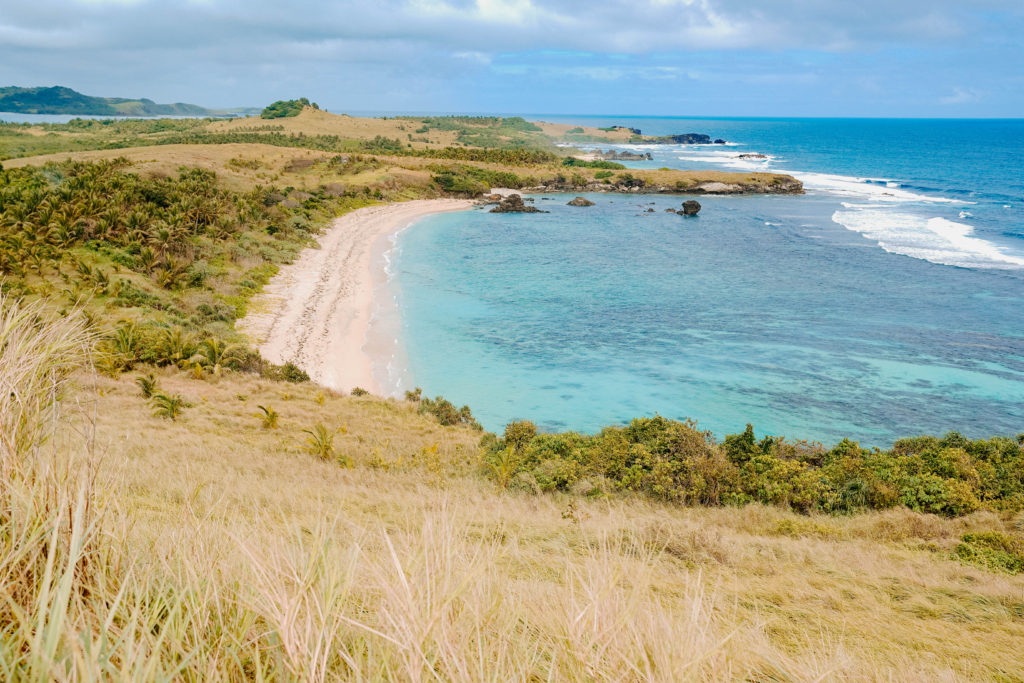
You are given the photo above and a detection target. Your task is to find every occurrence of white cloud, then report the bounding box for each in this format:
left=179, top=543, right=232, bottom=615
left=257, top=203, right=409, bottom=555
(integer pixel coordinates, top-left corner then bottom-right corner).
left=940, top=87, right=983, bottom=105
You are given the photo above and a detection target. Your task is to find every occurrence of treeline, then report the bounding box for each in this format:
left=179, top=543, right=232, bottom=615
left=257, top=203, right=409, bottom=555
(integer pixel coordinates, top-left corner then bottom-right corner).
left=0, top=159, right=368, bottom=377
left=483, top=417, right=1024, bottom=517
left=261, top=98, right=319, bottom=119
left=562, top=157, right=627, bottom=170
left=429, top=163, right=534, bottom=194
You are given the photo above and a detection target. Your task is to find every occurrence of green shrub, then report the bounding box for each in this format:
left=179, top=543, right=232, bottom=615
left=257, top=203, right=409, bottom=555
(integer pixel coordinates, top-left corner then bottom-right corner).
left=261, top=98, right=317, bottom=119
left=481, top=417, right=1024, bottom=517
left=954, top=532, right=1024, bottom=574
left=418, top=395, right=482, bottom=430
left=561, top=158, right=626, bottom=170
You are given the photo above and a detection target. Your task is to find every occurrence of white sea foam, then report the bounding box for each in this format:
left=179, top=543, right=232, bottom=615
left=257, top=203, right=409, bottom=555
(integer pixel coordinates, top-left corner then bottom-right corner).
left=791, top=171, right=965, bottom=204
left=832, top=208, right=1024, bottom=270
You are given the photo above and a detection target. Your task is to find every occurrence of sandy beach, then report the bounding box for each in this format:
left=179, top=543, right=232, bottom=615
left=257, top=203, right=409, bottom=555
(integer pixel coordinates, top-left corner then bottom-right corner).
left=237, top=199, right=474, bottom=393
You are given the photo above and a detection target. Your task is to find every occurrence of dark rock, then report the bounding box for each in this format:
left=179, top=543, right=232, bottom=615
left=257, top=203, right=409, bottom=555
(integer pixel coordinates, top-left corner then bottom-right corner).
left=681, top=200, right=701, bottom=216
left=738, top=153, right=768, bottom=159
left=665, top=208, right=678, bottom=213
left=649, top=133, right=712, bottom=145
left=489, top=194, right=548, bottom=213
left=594, top=149, right=653, bottom=161
left=646, top=208, right=655, bottom=212
left=714, top=139, right=727, bottom=144
left=567, top=196, right=595, bottom=207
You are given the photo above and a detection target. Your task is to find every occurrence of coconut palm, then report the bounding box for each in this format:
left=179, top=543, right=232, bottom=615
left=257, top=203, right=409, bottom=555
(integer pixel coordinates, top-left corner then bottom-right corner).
left=190, top=337, right=243, bottom=377
left=151, top=392, right=187, bottom=421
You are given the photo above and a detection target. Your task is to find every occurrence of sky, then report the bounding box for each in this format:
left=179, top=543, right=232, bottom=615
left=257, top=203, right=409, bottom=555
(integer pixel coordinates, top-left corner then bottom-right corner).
left=2, top=0, right=1023, bottom=117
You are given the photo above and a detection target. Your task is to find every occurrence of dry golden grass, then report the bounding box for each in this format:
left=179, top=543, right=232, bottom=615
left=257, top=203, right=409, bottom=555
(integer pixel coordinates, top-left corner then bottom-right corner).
left=534, top=121, right=637, bottom=142
left=207, top=108, right=462, bottom=149
left=4, top=143, right=439, bottom=194
left=10, top=363, right=1007, bottom=679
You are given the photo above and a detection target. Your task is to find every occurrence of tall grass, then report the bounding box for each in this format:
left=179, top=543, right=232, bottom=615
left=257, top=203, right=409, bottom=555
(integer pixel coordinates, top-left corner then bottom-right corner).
left=1, top=292, right=1020, bottom=678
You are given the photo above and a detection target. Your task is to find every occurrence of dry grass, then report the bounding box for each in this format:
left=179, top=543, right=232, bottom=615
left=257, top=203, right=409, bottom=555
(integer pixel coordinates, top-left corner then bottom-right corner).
left=0, top=357, right=1012, bottom=679
left=208, top=108, right=462, bottom=149
left=1, top=143, right=437, bottom=194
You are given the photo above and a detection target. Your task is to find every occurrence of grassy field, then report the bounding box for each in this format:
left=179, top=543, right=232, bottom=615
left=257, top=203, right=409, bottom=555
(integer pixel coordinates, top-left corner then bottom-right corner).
left=3, top=313, right=1023, bottom=679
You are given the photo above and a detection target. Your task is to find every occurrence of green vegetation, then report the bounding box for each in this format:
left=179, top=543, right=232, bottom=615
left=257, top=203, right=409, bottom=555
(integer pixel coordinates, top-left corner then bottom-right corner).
left=954, top=531, right=1024, bottom=574
left=303, top=422, right=345, bottom=461
left=414, top=115, right=544, bottom=148
left=0, top=85, right=230, bottom=116
left=0, top=158, right=373, bottom=380
left=484, top=417, right=1024, bottom=517
left=151, top=391, right=187, bottom=420
left=417, top=393, right=483, bottom=430
left=562, top=157, right=627, bottom=170
left=256, top=404, right=279, bottom=429
left=261, top=97, right=319, bottom=119
left=430, top=163, right=532, bottom=195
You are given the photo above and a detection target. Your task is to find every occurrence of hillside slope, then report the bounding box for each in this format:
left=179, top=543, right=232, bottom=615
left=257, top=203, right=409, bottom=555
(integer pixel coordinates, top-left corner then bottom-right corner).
left=0, top=85, right=251, bottom=116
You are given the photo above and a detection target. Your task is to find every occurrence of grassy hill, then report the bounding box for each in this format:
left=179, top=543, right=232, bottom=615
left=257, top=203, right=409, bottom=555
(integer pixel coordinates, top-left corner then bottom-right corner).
left=0, top=105, right=1021, bottom=677
left=0, top=85, right=255, bottom=117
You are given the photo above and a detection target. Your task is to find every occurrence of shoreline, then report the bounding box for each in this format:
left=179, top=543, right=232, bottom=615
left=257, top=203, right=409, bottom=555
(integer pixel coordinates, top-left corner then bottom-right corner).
left=237, top=199, right=474, bottom=394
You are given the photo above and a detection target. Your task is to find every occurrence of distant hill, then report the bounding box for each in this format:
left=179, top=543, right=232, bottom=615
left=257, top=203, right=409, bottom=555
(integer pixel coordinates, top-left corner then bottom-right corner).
left=0, top=86, right=257, bottom=117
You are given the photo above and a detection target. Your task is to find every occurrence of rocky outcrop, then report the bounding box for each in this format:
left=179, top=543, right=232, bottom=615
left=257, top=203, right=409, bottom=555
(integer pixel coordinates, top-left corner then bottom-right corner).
left=714, top=139, right=726, bottom=145
left=597, top=149, right=652, bottom=161
left=516, top=173, right=802, bottom=196
left=648, top=133, right=714, bottom=145
left=738, top=153, right=768, bottom=160
left=681, top=200, right=701, bottom=216
left=489, top=194, right=548, bottom=213
left=567, top=196, right=595, bottom=207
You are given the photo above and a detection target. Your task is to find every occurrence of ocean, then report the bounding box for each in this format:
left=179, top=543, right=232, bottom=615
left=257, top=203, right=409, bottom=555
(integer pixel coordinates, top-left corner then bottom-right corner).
left=383, top=117, right=1024, bottom=447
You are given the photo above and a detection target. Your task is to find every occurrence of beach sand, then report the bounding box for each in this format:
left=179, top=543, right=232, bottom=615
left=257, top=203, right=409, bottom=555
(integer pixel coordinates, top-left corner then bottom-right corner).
left=237, top=199, right=474, bottom=393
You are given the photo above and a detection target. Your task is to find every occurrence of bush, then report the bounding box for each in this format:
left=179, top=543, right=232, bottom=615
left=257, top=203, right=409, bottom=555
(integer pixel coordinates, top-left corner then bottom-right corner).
left=954, top=532, right=1024, bottom=574
left=561, top=158, right=626, bottom=170
left=418, top=395, right=482, bottom=430
left=261, top=98, right=317, bottom=119
left=481, top=417, right=1024, bottom=517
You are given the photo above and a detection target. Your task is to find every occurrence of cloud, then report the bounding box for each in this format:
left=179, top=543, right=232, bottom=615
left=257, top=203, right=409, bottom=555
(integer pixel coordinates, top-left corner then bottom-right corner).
left=940, top=87, right=983, bottom=105
left=0, top=0, right=1020, bottom=115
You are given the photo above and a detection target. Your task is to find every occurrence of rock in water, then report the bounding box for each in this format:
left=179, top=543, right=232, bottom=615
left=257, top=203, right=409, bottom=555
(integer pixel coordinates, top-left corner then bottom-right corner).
left=567, top=196, right=595, bottom=207
left=681, top=200, right=701, bottom=216
left=490, top=194, right=548, bottom=213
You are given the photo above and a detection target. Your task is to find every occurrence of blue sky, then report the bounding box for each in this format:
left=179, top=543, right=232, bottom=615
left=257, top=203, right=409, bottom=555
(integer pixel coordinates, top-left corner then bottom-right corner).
left=2, top=0, right=1022, bottom=116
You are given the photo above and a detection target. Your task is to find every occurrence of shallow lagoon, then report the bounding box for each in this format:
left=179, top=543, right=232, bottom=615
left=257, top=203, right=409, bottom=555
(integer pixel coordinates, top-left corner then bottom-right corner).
left=384, top=118, right=1024, bottom=446
left=387, top=193, right=1022, bottom=446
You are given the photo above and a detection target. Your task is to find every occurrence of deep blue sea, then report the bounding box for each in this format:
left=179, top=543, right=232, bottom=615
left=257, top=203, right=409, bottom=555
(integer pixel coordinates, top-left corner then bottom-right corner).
left=378, top=118, right=1024, bottom=447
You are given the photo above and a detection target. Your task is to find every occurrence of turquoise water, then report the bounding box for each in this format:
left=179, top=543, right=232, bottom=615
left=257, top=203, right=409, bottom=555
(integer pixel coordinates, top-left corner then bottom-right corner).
left=384, top=118, right=1024, bottom=446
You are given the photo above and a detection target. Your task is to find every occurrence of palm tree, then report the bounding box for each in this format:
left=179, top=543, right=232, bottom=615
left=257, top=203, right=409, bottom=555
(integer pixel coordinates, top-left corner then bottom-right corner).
left=157, top=327, right=195, bottom=367
left=302, top=423, right=346, bottom=461
left=190, top=337, right=243, bottom=377
left=151, top=392, right=187, bottom=421
left=136, top=373, right=158, bottom=398
left=256, top=405, right=279, bottom=429
left=105, top=322, right=140, bottom=371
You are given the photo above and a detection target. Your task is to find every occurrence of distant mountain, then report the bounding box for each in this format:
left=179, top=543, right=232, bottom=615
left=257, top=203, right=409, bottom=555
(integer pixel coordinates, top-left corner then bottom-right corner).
left=0, top=86, right=258, bottom=117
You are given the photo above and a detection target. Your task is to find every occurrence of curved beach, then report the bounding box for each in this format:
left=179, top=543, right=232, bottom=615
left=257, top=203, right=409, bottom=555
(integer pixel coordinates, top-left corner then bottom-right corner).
left=237, top=199, right=474, bottom=393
